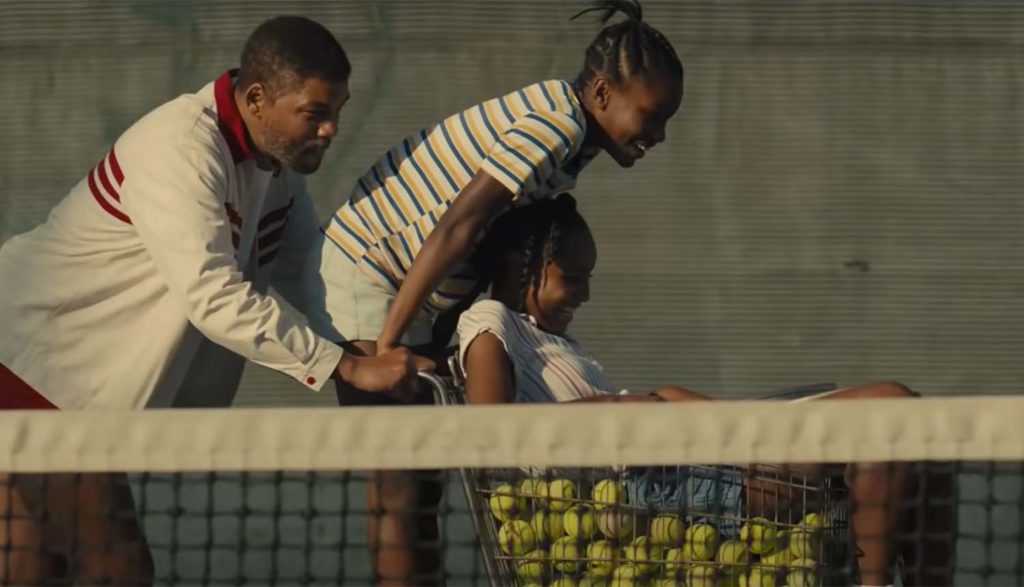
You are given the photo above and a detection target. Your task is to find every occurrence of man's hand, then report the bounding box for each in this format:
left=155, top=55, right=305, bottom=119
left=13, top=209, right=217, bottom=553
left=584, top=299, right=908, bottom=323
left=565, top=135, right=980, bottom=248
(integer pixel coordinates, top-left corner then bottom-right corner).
left=335, top=348, right=435, bottom=395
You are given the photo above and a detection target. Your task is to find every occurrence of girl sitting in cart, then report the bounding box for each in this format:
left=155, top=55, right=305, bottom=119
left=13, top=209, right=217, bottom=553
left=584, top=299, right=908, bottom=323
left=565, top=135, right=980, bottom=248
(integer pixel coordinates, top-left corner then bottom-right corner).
left=455, top=194, right=952, bottom=587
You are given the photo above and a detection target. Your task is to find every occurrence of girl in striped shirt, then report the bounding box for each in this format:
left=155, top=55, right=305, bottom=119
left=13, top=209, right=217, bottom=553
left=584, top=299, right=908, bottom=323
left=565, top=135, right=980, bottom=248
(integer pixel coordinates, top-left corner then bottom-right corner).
left=457, top=195, right=952, bottom=587
left=305, top=2, right=685, bottom=583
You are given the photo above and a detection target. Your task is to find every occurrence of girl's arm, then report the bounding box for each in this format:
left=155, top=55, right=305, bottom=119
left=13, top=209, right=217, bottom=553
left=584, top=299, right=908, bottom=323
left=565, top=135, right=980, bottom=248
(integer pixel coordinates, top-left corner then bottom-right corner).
left=463, top=329, right=713, bottom=405
left=570, top=386, right=713, bottom=403
left=462, top=331, right=516, bottom=404
left=376, top=173, right=511, bottom=354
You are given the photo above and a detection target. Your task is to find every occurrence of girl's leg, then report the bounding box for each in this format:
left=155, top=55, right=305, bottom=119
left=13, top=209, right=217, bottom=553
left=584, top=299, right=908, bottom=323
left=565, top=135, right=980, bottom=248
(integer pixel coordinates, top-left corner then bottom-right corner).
left=2, top=473, right=152, bottom=586
left=337, top=340, right=444, bottom=587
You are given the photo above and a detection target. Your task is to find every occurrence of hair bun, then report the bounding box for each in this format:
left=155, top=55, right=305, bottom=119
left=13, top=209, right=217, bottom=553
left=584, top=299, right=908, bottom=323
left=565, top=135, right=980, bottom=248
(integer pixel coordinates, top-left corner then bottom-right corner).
left=551, top=192, right=579, bottom=212
left=571, top=0, right=644, bottom=25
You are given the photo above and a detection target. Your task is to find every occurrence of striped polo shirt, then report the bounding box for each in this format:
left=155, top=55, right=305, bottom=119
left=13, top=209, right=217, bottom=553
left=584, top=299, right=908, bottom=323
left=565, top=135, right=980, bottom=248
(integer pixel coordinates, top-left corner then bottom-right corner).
left=457, top=299, right=616, bottom=402
left=323, top=80, right=591, bottom=314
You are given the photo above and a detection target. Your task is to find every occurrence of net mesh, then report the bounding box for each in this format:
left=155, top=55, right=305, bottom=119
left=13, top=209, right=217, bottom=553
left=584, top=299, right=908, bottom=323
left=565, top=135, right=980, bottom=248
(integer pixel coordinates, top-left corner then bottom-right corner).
left=0, top=395, right=1016, bottom=586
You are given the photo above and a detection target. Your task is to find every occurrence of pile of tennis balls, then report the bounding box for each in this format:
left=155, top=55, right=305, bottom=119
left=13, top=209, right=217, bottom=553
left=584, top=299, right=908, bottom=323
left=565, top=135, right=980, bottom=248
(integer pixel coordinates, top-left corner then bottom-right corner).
left=488, top=477, right=826, bottom=587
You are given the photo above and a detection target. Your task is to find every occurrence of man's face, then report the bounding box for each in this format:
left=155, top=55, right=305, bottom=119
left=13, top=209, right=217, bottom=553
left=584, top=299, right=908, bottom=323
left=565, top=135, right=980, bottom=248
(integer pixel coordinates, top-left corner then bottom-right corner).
left=251, top=75, right=350, bottom=174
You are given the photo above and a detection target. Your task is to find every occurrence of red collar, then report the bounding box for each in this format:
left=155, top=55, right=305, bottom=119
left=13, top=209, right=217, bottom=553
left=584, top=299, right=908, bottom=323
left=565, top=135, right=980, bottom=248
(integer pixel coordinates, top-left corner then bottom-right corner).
left=214, top=69, right=255, bottom=163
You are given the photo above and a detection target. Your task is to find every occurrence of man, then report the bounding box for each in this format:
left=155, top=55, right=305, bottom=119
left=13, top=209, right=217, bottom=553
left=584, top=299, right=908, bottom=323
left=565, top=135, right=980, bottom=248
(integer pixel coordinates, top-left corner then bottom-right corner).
left=0, top=16, right=431, bottom=585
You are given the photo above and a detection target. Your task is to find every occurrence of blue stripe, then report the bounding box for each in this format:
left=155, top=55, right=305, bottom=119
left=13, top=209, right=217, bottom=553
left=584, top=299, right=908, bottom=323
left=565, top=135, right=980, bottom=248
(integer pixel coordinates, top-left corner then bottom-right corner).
left=362, top=256, right=401, bottom=291
left=333, top=213, right=370, bottom=249
left=560, top=81, right=574, bottom=107
left=421, top=129, right=460, bottom=193
left=372, top=163, right=411, bottom=225
left=458, top=111, right=486, bottom=159
left=381, top=238, right=407, bottom=273
left=370, top=165, right=409, bottom=226
left=428, top=210, right=438, bottom=224
left=509, top=128, right=557, bottom=169
left=538, top=83, right=557, bottom=110
left=412, top=220, right=425, bottom=243
left=517, top=89, right=535, bottom=112
left=402, top=138, right=444, bottom=205
left=476, top=104, right=499, bottom=141
left=484, top=154, right=526, bottom=190
left=395, top=231, right=415, bottom=264
left=526, top=112, right=573, bottom=154
left=366, top=170, right=397, bottom=233
left=356, top=179, right=373, bottom=197
left=439, top=121, right=474, bottom=177
left=497, top=96, right=516, bottom=124
left=320, top=227, right=358, bottom=263
left=386, top=150, right=426, bottom=216
left=496, top=135, right=540, bottom=177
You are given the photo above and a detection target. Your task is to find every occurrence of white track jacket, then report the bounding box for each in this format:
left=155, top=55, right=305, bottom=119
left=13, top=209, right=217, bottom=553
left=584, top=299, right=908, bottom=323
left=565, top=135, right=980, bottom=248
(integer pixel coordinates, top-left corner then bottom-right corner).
left=0, top=71, right=344, bottom=409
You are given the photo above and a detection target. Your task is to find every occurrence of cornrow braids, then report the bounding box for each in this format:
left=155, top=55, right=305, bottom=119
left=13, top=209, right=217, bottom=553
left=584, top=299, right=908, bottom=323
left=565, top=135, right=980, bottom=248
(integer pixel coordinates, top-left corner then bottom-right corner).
left=471, top=194, right=589, bottom=312
left=573, top=0, right=683, bottom=87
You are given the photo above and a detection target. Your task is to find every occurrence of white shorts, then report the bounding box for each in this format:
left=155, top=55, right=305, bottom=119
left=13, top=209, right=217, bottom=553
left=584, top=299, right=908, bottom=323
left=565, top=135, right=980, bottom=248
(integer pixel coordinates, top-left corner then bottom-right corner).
left=302, top=233, right=434, bottom=346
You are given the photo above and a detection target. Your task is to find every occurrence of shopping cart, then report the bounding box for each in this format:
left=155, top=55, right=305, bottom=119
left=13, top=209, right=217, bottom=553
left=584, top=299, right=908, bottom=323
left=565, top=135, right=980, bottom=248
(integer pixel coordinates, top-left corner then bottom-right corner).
left=418, top=369, right=850, bottom=587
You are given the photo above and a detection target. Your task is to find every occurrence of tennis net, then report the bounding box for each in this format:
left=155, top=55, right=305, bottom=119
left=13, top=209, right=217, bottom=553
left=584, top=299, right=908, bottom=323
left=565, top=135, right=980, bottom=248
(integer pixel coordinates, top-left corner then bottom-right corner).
left=0, top=394, right=1018, bottom=585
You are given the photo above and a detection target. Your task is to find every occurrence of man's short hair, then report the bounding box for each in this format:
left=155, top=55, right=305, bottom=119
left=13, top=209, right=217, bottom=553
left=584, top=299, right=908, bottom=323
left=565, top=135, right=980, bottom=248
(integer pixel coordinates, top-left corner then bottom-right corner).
left=238, top=16, right=351, bottom=97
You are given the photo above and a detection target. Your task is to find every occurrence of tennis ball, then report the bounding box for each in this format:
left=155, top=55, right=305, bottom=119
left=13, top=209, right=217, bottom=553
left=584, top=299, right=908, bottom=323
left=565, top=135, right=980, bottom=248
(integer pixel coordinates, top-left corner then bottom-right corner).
left=516, top=549, right=548, bottom=581
left=551, top=576, right=580, bottom=587
left=716, top=540, right=750, bottom=575
left=519, top=477, right=548, bottom=499
left=739, top=567, right=776, bottom=587
left=592, top=478, right=625, bottom=510
left=787, top=530, right=817, bottom=560
left=498, top=519, right=536, bottom=556
left=799, top=512, right=823, bottom=532
left=662, top=546, right=684, bottom=571
left=653, top=577, right=685, bottom=587
left=544, top=478, right=577, bottom=512
left=687, top=563, right=718, bottom=587
left=587, top=539, right=618, bottom=577
left=685, top=523, right=719, bottom=547
left=681, top=539, right=716, bottom=561
left=610, top=564, right=642, bottom=587
left=739, top=517, right=778, bottom=555
left=531, top=510, right=566, bottom=545
left=785, top=560, right=818, bottom=587
left=649, top=513, right=684, bottom=546
left=579, top=573, right=612, bottom=587
left=488, top=483, right=526, bottom=522
left=623, top=536, right=663, bottom=574
left=759, top=549, right=793, bottom=567
left=551, top=535, right=581, bottom=573
left=596, top=509, right=634, bottom=540
left=564, top=505, right=598, bottom=539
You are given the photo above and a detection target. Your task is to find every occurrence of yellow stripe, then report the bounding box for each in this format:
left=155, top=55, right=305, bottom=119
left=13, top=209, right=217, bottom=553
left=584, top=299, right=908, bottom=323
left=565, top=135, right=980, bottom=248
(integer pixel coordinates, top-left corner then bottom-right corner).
left=464, top=107, right=492, bottom=155
left=393, top=147, right=436, bottom=214
left=324, top=223, right=365, bottom=260
left=524, top=85, right=547, bottom=111
left=426, top=131, right=470, bottom=186
left=339, top=206, right=378, bottom=243
left=410, top=139, right=450, bottom=203
left=366, top=166, right=404, bottom=233
left=503, top=92, right=527, bottom=119
left=443, top=118, right=481, bottom=175
left=375, top=164, right=417, bottom=225
left=482, top=99, right=509, bottom=132
left=529, top=112, right=577, bottom=153
left=349, top=199, right=380, bottom=240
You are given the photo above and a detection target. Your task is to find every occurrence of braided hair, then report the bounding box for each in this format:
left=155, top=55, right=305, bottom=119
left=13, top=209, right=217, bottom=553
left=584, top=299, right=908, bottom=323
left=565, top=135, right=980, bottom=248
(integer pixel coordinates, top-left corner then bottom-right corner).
left=472, top=194, right=591, bottom=312
left=573, top=0, right=683, bottom=88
